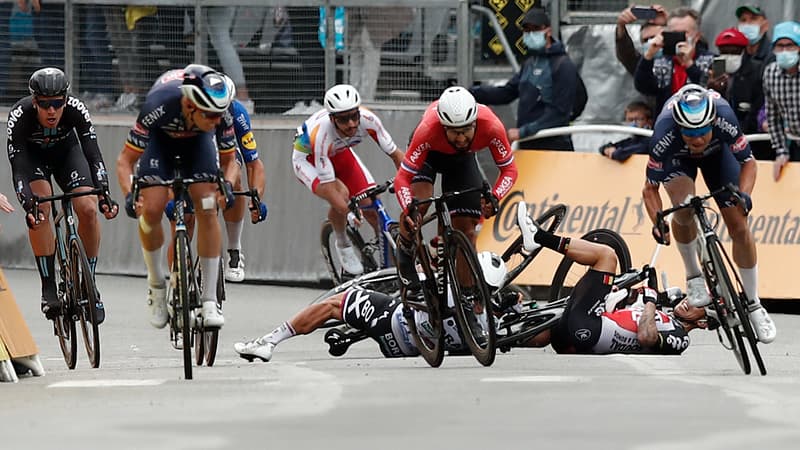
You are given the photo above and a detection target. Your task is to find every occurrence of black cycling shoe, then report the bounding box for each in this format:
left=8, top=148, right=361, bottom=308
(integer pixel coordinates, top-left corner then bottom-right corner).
left=41, top=293, right=61, bottom=320
left=92, top=298, right=105, bottom=325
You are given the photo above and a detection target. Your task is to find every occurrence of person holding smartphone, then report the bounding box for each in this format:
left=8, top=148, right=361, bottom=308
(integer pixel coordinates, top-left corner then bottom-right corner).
left=615, top=4, right=667, bottom=76
left=633, top=7, right=714, bottom=112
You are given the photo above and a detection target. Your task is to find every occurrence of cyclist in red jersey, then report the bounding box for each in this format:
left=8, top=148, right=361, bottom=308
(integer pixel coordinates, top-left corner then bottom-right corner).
left=394, top=86, right=518, bottom=297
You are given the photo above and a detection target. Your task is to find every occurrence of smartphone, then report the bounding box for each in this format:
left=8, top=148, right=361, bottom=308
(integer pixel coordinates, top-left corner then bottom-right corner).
left=631, top=6, right=657, bottom=20
left=712, top=56, right=727, bottom=76
left=662, top=31, right=686, bottom=56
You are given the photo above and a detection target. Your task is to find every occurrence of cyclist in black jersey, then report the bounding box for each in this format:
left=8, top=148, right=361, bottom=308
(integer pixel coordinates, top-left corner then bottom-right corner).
left=116, top=64, right=236, bottom=330
left=6, top=67, right=119, bottom=322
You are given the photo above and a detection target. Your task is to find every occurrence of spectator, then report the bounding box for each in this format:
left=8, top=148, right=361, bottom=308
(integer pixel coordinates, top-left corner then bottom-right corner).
left=470, top=7, right=577, bottom=151
left=0, top=193, right=13, bottom=233
left=736, top=5, right=772, bottom=66
left=206, top=7, right=255, bottom=114
left=78, top=7, right=114, bottom=110
left=598, top=101, right=653, bottom=162
left=0, top=3, right=13, bottom=104
left=28, top=0, right=65, bottom=68
left=708, top=27, right=769, bottom=160
left=103, top=6, right=158, bottom=111
left=615, top=4, right=667, bottom=77
left=634, top=7, right=714, bottom=112
left=231, top=7, right=295, bottom=55
left=762, top=21, right=800, bottom=181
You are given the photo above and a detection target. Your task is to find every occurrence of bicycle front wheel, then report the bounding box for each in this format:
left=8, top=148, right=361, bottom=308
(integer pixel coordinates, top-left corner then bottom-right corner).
left=549, top=229, right=632, bottom=302
left=54, top=248, right=77, bottom=369
left=196, top=255, right=223, bottom=367
left=320, top=221, right=378, bottom=286
left=448, top=230, right=496, bottom=367
left=175, top=230, right=193, bottom=380
left=70, top=237, right=101, bottom=369
left=404, top=242, right=445, bottom=368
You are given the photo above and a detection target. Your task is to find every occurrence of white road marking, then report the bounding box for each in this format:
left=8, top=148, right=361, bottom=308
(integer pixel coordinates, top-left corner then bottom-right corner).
left=481, top=375, right=591, bottom=383
left=47, top=379, right=166, bottom=388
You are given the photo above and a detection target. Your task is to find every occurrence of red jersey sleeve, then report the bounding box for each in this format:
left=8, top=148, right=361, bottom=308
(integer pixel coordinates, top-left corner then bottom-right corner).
left=480, top=107, right=518, bottom=200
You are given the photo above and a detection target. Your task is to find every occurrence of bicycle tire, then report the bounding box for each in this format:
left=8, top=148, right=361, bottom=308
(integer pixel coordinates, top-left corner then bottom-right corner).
left=496, top=306, right=563, bottom=352
left=175, top=230, right=193, bottom=380
left=320, top=221, right=378, bottom=286
left=549, top=229, right=632, bottom=302
left=502, top=204, right=567, bottom=286
left=205, top=256, right=224, bottom=367
left=405, top=243, right=445, bottom=368
left=54, top=247, right=77, bottom=369
left=447, top=229, right=496, bottom=366
left=70, top=237, right=101, bottom=369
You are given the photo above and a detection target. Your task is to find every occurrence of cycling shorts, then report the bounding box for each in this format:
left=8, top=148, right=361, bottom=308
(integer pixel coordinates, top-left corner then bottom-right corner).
left=136, top=132, right=220, bottom=185
left=661, top=149, right=743, bottom=209
left=412, top=151, right=482, bottom=217
left=23, top=139, right=95, bottom=192
left=293, top=148, right=376, bottom=196
left=341, top=289, right=414, bottom=357
left=551, top=269, right=614, bottom=354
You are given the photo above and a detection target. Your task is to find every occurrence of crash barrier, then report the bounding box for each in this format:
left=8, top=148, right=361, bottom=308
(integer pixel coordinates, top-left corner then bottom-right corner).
left=0, top=267, right=44, bottom=382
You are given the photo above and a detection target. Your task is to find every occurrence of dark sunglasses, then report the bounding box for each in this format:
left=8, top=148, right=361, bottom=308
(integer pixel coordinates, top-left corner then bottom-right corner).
left=332, top=110, right=361, bottom=125
left=36, top=97, right=66, bottom=109
left=198, top=110, right=223, bottom=119
left=444, top=124, right=476, bottom=136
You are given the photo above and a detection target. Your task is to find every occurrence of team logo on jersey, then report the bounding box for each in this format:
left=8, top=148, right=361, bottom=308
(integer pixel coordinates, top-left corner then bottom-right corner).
left=731, top=135, right=748, bottom=152
left=575, top=329, right=591, bottom=341
left=241, top=131, right=256, bottom=150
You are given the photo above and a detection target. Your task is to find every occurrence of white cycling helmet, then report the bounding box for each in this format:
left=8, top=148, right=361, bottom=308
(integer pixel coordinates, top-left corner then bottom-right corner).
left=180, top=64, right=232, bottom=113
left=478, top=251, right=507, bottom=288
left=671, top=84, right=717, bottom=132
left=437, top=86, right=478, bottom=127
left=222, top=74, right=237, bottom=105
left=324, top=84, right=361, bottom=114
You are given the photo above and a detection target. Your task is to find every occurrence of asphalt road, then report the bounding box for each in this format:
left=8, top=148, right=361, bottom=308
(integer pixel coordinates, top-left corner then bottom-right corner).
left=2, top=268, right=800, bottom=450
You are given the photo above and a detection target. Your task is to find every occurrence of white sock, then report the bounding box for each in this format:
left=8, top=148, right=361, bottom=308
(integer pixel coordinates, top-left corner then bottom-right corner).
left=265, top=322, right=296, bottom=344
left=142, top=247, right=165, bottom=288
left=225, top=220, right=244, bottom=251
left=677, top=238, right=702, bottom=279
left=199, top=257, right=219, bottom=303
left=335, top=235, right=350, bottom=248
left=739, top=265, right=760, bottom=306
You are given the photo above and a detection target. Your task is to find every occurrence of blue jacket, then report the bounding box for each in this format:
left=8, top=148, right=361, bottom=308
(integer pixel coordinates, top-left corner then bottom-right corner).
left=470, top=40, right=577, bottom=139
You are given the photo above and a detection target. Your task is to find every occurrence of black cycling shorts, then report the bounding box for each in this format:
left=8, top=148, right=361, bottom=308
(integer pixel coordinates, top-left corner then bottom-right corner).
left=136, top=132, right=220, bottom=185
left=341, top=289, right=406, bottom=357
left=551, top=269, right=614, bottom=353
left=411, top=151, right=482, bottom=217
left=24, top=137, right=94, bottom=192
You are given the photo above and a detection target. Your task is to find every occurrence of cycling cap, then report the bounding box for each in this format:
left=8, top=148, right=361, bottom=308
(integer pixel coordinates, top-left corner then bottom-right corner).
left=29, top=67, right=69, bottom=97
left=324, top=84, right=361, bottom=114
left=672, top=84, right=716, bottom=132
left=478, top=251, right=507, bottom=288
left=180, top=64, right=232, bottom=113
left=437, top=86, right=478, bottom=127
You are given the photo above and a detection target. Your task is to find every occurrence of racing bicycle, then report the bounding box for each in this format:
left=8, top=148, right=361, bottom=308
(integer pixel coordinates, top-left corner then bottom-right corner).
left=656, top=185, right=766, bottom=375
left=34, top=188, right=105, bottom=369
left=321, top=179, right=399, bottom=285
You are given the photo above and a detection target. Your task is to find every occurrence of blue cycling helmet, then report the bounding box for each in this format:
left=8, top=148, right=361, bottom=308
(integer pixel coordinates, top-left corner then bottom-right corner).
left=672, top=84, right=717, bottom=133
left=180, top=64, right=231, bottom=113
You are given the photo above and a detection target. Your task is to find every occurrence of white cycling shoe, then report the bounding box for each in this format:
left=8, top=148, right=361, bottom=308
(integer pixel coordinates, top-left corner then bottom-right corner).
left=201, top=301, right=225, bottom=329
left=336, top=244, right=364, bottom=276
left=686, top=276, right=712, bottom=307
left=225, top=249, right=245, bottom=283
left=147, top=285, right=169, bottom=329
left=748, top=305, right=777, bottom=344
left=234, top=337, right=275, bottom=362
left=516, top=202, right=541, bottom=252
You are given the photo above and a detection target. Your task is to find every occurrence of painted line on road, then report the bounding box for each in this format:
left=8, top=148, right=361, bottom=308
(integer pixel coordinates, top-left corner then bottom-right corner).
left=481, top=375, right=591, bottom=383
left=47, top=379, right=166, bottom=388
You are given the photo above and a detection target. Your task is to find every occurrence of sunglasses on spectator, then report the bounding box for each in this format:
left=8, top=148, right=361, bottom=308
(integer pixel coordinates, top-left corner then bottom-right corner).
left=36, top=97, right=66, bottom=109
left=332, top=110, right=361, bottom=125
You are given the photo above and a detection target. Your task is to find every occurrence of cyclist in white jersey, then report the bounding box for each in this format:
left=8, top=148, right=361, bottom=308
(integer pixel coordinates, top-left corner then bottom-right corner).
left=292, top=84, right=404, bottom=276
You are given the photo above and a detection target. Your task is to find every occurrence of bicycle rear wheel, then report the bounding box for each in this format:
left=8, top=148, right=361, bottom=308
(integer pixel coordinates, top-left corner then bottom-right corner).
left=175, top=230, right=193, bottom=380
left=320, top=221, right=378, bottom=286
left=404, top=244, right=445, bottom=368
left=448, top=230, right=496, bottom=366
left=502, top=204, right=567, bottom=286
left=70, top=237, right=101, bottom=369
left=549, top=229, right=632, bottom=302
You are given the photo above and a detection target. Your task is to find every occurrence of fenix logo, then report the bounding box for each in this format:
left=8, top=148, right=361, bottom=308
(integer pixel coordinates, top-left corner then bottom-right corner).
left=141, top=105, right=166, bottom=127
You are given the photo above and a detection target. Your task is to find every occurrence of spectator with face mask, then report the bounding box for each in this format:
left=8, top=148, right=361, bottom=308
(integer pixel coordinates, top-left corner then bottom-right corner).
left=762, top=21, right=800, bottom=180
left=708, top=27, right=768, bottom=159
left=735, top=5, right=772, bottom=66
left=598, top=101, right=653, bottom=162
left=615, top=5, right=667, bottom=77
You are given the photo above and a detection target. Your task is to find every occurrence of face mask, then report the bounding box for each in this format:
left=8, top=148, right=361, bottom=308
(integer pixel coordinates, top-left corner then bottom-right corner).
left=776, top=50, right=800, bottom=70
left=642, top=38, right=663, bottom=58
left=524, top=31, right=547, bottom=50
left=737, top=24, right=761, bottom=45
left=625, top=120, right=651, bottom=130
left=720, top=53, right=743, bottom=73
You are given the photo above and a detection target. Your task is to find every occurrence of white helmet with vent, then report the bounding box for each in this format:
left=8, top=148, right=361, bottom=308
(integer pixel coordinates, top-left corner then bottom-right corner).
left=437, top=86, right=478, bottom=127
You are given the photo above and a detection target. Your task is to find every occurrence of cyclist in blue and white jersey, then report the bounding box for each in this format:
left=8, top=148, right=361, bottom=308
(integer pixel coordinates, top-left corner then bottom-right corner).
left=116, top=64, right=236, bottom=330
left=642, top=83, right=776, bottom=344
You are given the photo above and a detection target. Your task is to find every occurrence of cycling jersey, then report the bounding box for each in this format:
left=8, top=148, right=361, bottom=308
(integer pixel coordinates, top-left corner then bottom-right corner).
left=395, top=102, right=517, bottom=213
left=646, top=93, right=752, bottom=208
left=229, top=99, right=259, bottom=163
left=341, top=288, right=464, bottom=358
left=292, top=107, right=398, bottom=185
left=7, top=95, right=107, bottom=200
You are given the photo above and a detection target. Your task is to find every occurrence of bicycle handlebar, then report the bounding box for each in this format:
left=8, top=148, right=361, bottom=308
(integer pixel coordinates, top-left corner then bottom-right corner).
left=410, top=182, right=493, bottom=209
left=656, top=183, right=746, bottom=223
left=34, top=188, right=104, bottom=205
left=348, top=179, right=394, bottom=213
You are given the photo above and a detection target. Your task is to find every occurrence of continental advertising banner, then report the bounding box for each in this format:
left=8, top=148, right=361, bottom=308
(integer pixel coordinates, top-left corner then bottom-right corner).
left=476, top=152, right=800, bottom=299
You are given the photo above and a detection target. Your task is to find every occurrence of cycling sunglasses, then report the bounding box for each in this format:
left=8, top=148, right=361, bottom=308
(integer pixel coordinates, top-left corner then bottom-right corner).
left=36, top=97, right=66, bottom=109
left=679, top=125, right=712, bottom=137
left=332, top=110, right=360, bottom=125
left=197, top=109, right=223, bottom=119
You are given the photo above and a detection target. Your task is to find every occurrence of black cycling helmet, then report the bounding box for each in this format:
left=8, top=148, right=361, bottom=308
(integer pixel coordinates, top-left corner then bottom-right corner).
left=180, top=64, right=232, bottom=113
left=28, top=67, right=70, bottom=97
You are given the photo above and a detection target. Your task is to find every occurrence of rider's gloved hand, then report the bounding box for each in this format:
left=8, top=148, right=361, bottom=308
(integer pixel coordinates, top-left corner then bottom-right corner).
left=651, top=218, right=670, bottom=245
left=17, top=190, right=42, bottom=228
left=737, top=191, right=752, bottom=216
left=98, top=190, right=119, bottom=219
left=481, top=192, right=499, bottom=218
left=222, top=180, right=235, bottom=210
left=124, top=192, right=137, bottom=219
left=402, top=201, right=420, bottom=234
left=251, top=201, right=268, bottom=223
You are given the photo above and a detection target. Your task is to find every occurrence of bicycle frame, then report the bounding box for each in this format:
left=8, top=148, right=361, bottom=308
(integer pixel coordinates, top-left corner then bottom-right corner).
left=354, top=197, right=398, bottom=270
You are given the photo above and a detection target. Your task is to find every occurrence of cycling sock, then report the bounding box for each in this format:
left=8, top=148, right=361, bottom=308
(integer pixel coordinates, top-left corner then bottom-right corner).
left=199, top=256, right=219, bottom=303
left=88, top=256, right=98, bottom=278
left=266, top=321, right=296, bottom=344
left=142, top=247, right=165, bottom=288
left=335, top=231, right=349, bottom=248
left=534, top=230, right=571, bottom=254
left=676, top=238, right=702, bottom=279
left=738, top=265, right=760, bottom=305
left=225, top=220, right=243, bottom=251
left=35, top=254, right=56, bottom=295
